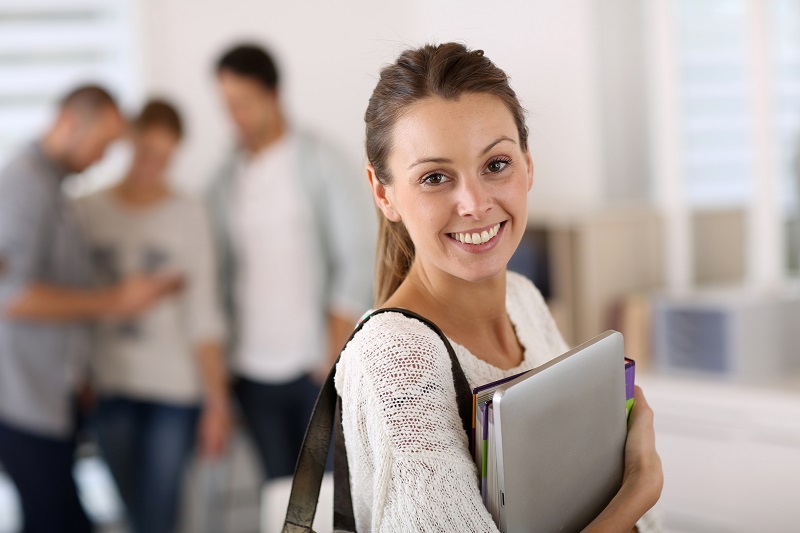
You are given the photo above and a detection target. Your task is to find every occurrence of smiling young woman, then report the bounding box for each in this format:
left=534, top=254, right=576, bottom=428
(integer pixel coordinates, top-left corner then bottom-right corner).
left=333, top=43, right=663, bottom=532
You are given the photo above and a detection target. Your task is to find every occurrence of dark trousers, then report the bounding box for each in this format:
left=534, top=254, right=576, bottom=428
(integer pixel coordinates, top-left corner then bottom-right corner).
left=0, top=418, right=92, bottom=533
left=234, top=373, right=322, bottom=479
left=92, top=396, right=199, bottom=533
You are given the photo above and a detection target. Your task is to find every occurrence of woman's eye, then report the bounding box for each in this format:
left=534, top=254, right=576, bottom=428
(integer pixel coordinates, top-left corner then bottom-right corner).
left=486, top=159, right=510, bottom=173
left=421, top=172, right=447, bottom=185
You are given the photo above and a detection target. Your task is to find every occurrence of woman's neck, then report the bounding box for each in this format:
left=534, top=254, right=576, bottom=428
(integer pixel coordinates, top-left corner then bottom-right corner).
left=114, top=177, right=171, bottom=208
left=399, top=262, right=507, bottom=322
left=387, top=263, right=523, bottom=370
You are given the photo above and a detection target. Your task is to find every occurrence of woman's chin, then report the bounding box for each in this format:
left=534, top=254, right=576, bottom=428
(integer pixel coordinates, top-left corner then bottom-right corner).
left=444, top=260, right=509, bottom=285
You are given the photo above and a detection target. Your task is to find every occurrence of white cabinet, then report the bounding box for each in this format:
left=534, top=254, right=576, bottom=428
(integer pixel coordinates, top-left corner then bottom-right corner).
left=640, top=375, right=800, bottom=532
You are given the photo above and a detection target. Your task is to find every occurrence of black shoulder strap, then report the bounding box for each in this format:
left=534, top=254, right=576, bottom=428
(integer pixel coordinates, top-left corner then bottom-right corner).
left=282, top=307, right=473, bottom=533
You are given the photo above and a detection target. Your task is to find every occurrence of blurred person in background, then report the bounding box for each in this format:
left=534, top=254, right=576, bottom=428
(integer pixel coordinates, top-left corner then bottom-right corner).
left=794, top=149, right=799, bottom=269
left=0, top=85, right=180, bottom=533
left=209, top=44, right=374, bottom=480
left=74, top=99, right=230, bottom=533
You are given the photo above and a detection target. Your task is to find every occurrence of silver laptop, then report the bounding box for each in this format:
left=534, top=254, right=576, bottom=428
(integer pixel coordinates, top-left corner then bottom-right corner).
left=492, top=331, right=627, bottom=532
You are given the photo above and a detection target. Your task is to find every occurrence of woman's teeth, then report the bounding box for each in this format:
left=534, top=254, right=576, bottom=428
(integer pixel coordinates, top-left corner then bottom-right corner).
left=450, top=223, right=501, bottom=245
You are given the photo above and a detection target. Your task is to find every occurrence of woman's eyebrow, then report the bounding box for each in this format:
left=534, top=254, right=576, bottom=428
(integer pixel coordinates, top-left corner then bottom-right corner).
left=480, top=136, right=516, bottom=156
left=407, top=156, right=452, bottom=170
left=407, top=136, right=517, bottom=170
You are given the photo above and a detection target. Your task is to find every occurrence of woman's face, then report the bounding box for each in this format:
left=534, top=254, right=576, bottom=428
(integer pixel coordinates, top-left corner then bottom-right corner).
left=370, top=93, right=533, bottom=284
left=128, top=125, right=179, bottom=186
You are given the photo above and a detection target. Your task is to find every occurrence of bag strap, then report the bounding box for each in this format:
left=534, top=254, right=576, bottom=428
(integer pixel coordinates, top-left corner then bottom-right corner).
left=282, top=307, right=473, bottom=533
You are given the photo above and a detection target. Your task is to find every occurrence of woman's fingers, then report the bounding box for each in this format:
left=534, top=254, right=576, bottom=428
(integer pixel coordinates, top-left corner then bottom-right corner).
left=629, top=385, right=654, bottom=428
left=624, top=385, right=663, bottom=501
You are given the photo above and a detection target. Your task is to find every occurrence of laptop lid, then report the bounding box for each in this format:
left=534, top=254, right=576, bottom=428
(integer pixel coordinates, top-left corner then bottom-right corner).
left=493, top=331, right=627, bottom=533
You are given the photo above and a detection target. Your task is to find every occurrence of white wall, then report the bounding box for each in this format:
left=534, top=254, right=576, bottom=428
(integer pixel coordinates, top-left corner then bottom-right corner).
left=411, top=0, right=606, bottom=215
left=137, top=0, right=408, bottom=192
left=595, top=0, right=649, bottom=203
left=136, top=0, right=608, bottom=215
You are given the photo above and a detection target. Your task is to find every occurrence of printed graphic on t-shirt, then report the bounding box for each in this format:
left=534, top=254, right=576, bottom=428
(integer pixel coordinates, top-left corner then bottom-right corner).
left=91, top=246, right=119, bottom=286
left=142, top=246, right=168, bottom=274
left=91, top=244, right=171, bottom=340
left=91, top=245, right=136, bottom=338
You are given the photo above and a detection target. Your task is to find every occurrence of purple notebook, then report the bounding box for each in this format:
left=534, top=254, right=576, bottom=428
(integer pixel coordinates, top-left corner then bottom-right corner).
left=625, top=358, right=636, bottom=417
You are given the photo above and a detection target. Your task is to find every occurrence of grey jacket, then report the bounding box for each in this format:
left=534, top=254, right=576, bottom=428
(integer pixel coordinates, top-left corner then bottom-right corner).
left=207, top=130, right=375, bottom=363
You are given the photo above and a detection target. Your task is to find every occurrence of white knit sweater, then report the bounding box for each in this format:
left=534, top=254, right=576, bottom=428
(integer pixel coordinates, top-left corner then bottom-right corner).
left=334, top=272, right=661, bottom=532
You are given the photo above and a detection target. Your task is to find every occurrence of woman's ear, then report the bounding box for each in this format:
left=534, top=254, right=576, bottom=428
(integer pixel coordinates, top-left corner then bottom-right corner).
left=524, top=147, right=534, bottom=192
left=367, top=164, right=401, bottom=222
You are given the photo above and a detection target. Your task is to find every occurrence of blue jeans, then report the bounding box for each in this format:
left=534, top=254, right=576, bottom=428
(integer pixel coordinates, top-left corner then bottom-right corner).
left=0, top=418, right=92, bottom=533
left=92, top=396, right=199, bottom=533
left=234, top=373, right=323, bottom=479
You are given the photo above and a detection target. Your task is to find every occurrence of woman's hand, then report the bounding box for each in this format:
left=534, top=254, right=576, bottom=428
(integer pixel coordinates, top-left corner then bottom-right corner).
left=109, top=272, right=184, bottom=318
left=197, top=397, right=231, bottom=459
left=583, top=385, right=663, bottom=532
left=195, top=341, right=231, bottom=459
left=624, top=386, right=664, bottom=500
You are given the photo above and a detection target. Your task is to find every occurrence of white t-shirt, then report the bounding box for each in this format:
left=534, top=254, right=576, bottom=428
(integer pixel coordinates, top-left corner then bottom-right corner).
left=231, top=134, right=322, bottom=383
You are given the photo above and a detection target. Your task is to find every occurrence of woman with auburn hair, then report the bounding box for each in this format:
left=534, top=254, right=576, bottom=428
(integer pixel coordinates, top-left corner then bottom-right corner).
left=75, top=100, right=230, bottom=533
left=334, top=43, right=662, bottom=531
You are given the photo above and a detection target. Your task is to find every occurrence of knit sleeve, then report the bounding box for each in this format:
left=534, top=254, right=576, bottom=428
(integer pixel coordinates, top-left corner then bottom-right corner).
left=336, top=313, right=500, bottom=532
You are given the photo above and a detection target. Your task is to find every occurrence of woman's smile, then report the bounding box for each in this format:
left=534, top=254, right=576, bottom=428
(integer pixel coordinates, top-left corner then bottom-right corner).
left=446, top=220, right=507, bottom=253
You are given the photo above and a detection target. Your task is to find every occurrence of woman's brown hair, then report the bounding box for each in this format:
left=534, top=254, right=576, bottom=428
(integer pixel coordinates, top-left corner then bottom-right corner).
left=134, top=99, right=183, bottom=139
left=365, top=42, right=528, bottom=305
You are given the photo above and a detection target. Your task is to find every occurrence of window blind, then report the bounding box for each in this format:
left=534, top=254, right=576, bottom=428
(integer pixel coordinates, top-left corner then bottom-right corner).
left=0, top=0, right=138, bottom=170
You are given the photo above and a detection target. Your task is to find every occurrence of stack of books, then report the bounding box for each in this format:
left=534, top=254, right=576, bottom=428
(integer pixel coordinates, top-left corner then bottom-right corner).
left=471, top=358, right=636, bottom=524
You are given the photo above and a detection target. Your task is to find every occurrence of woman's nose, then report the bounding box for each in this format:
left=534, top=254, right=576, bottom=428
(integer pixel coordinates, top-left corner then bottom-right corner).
left=455, top=178, right=493, bottom=220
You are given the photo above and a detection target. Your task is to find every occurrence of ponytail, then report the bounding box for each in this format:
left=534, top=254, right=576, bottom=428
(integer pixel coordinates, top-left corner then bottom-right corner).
left=374, top=216, right=414, bottom=306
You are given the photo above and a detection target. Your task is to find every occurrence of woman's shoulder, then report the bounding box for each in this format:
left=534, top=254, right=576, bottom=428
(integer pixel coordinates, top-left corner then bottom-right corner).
left=160, top=193, right=211, bottom=223
left=506, top=270, right=548, bottom=311
left=345, top=311, right=450, bottom=359
left=71, top=188, right=116, bottom=224
left=163, top=192, right=200, bottom=210
left=73, top=187, right=112, bottom=208
left=506, top=270, right=569, bottom=357
left=506, top=270, right=534, bottom=290
left=337, top=311, right=454, bottom=384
